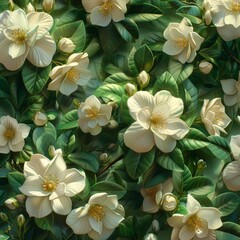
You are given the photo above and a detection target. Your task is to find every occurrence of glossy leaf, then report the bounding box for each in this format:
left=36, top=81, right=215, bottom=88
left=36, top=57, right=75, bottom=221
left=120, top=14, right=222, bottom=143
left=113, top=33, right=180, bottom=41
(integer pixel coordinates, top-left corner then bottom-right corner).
left=58, top=110, right=78, bottom=130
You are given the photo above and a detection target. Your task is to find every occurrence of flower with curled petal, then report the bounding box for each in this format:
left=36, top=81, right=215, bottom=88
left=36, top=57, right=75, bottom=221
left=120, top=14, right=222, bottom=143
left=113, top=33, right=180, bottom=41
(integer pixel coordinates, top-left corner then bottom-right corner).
left=66, top=192, right=125, bottom=240
left=0, top=8, right=56, bottom=71
left=124, top=90, right=189, bottom=153
left=19, top=150, right=86, bottom=218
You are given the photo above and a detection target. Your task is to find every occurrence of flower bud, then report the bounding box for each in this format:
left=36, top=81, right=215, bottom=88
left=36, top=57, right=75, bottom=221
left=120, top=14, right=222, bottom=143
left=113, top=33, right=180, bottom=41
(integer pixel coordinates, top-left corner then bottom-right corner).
left=152, top=220, right=159, bottom=233
left=125, top=83, right=137, bottom=96
left=107, top=101, right=117, bottom=109
left=162, top=193, right=177, bottom=212
left=108, top=119, right=118, bottom=129
left=9, top=0, right=14, bottom=10
left=17, top=214, right=25, bottom=228
left=0, top=212, right=8, bottom=222
left=137, top=70, right=150, bottom=88
left=26, top=2, right=35, bottom=13
left=33, top=112, right=48, bottom=126
left=204, top=11, right=212, bottom=25
left=100, top=153, right=109, bottom=163
left=42, top=0, right=54, bottom=12
left=15, top=194, right=26, bottom=204
left=144, top=233, right=157, bottom=240
left=5, top=198, right=19, bottom=210
left=58, top=38, right=76, bottom=53
left=199, top=61, right=213, bottom=74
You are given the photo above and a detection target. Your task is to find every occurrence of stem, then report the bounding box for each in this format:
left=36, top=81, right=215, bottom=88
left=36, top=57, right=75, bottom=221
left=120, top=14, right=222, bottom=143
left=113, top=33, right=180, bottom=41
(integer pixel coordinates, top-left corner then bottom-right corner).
left=97, top=154, right=124, bottom=176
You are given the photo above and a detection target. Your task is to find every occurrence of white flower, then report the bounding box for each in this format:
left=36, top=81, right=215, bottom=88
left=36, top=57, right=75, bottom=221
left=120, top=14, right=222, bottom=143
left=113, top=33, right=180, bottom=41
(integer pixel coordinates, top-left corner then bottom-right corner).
left=162, top=193, right=177, bottom=212
left=199, top=61, right=213, bottom=74
left=140, top=178, right=174, bottom=213
left=19, top=151, right=86, bottom=218
left=0, top=8, right=56, bottom=71
left=200, top=98, right=231, bottom=136
left=162, top=18, right=204, bottom=64
left=48, top=52, right=91, bottom=96
left=204, top=0, right=240, bottom=40
left=66, top=192, right=125, bottom=240
left=58, top=37, right=76, bottom=53
left=167, top=194, right=222, bottom=240
left=0, top=116, right=30, bottom=154
left=78, top=95, right=112, bottom=135
left=82, top=0, right=129, bottom=27
left=220, top=71, right=240, bottom=107
left=222, top=135, right=240, bottom=191
left=124, top=90, right=189, bottom=153
left=202, top=0, right=212, bottom=25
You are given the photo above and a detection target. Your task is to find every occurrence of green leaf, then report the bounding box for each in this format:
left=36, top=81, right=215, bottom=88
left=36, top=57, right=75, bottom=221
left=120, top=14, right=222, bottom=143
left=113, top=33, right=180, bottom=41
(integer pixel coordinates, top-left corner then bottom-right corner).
left=58, top=110, right=78, bottom=130
left=134, top=45, right=154, bottom=72
left=0, top=234, right=10, bottom=240
left=176, top=6, right=202, bottom=24
left=69, top=21, right=86, bottom=52
left=104, top=73, right=135, bottom=85
left=184, top=176, right=214, bottom=195
left=35, top=133, right=56, bottom=157
left=95, top=84, right=125, bottom=104
left=153, top=71, right=178, bottom=96
left=213, top=193, right=240, bottom=217
left=157, top=148, right=184, bottom=172
left=124, top=148, right=155, bottom=179
left=128, top=47, right=139, bottom=76
left=22, top=63, right=51, bottom=94
left=7, top=172, right=25, bottom=194
left=219, top=222, right=240, bottom=238
left=0, top=99, right=15, bottom=117
left=128, top=13, right=162, bottom=22
left=68, top=152, right=99, bottom=173
left=35, top=214, right=54, bottom=231
left=91, top=181, right=127, bottom=199
left=119, top=95, right=134, bottom=125
left=117, top=216, right=136, bottom=238
left=0, top=77, right=10, bottom=98
left=178, top=128, right=209, bottom=150
left=120, top=191, right=143, bottom=209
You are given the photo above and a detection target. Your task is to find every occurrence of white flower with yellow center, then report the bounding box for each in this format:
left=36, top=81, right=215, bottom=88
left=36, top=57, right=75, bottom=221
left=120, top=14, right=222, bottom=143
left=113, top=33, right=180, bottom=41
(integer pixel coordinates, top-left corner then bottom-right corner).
left=162, top=18, right=204, bottom=64
left=66, top=192, right=125, bottom=240
left=200, top=98, right=231, bottom=136
left=140, top=178, right=173, bottom=213
left=222, top=135, right=240, bottom=191
left=19, top=151, right=86, bottom=218
left=48, top=52, right=91, bottom=96
left=0, top=116, right=30, bottom=154
left=220, top=71, right=240, bottom=107
left=78, top=95, right=112, bottom=135
left=0, top=8, right=56, bottom=71
left=124, top=90, right=189, bottom=153
left=82, top=0, right=129, bottom=27
left=167, top=194, right=222, bottom=240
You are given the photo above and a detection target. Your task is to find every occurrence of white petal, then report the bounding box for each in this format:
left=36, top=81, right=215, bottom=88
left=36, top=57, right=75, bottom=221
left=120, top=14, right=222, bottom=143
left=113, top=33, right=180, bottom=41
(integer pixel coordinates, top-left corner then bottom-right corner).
left=230, top=135, right=240, bottom=160
left=8, top=9, right=28, bottom=30
left=186, top=194, right=201, bottom=213
left=224, top=12, right=239, bottom=28
left=89, top=193, right=118, bottom=209
left=136, top=107, right=151, bottom=129
left=163, top=40, right=183, bottom=56
left=9, top=43, right=26, bottom=59
left=85, top=95, right=101, bottom=109
left=60, top=78, right=78, bottom=96
left=198, top=208, right=222, bottom=229
left=90, top=7, right=112, bottom=27
left=165, top=118, right=189, bottom=139
left=111, top=4, right=125, bottom=22
left=154, top=134, right=176, bottom=153
left=9, top=140, right=24, bottom=152
left=162, top=178, right=174, bottom=194
left=217, top=25, right=240, bottom=41
left=0, top=145, right=10, bottom=154
left=195, top=219, right=209, bottom=238
left=124, top=122, right=155, bottom=153
left=49, top=182, right=66, bottom=200
left=25, top=196, right=52, bottom=218
left=224, top=93, right=238, bottom=106
left=89, top=125, right=102, bottom=136
left=18, top=123, right=31, bottom=138
left=179, top=224, right=195, bottom=240
left=103, top=208, right=124, bottom=229
left=52, top=196, right=72, bottom=215
left=167, top=214, right=184, bottom=228
left=142, top=196, right=159, bottom=213
left=47, top=74, right=64, bottom=91
left=82, top=0, right=103, bottom=12
left=27, top=33, right=56, bottom=67
left=89, top=217, right=103, bottom=234
left=220, top=79, right=237, bottom=95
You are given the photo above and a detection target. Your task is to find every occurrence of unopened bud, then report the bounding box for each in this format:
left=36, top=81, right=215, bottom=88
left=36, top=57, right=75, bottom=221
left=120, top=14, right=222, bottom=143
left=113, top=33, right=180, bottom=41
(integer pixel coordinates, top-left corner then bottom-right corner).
left=34, top=112, right=48, bottom=126
left=144, top=233, right=157, bottom=240
left=100, top=153, right=109, bottom=163
left=42, top=0, right=54, bottom=12
left=15, top=194, right=26, bottom=204
left=137, top=70, right=150, bottom=88
left=0, top=212, right=8, bottom=222
left=58, top=38, right=76, bottom=53
left=5, top=198, right=19, bottom=210
left=199, top=61, right=213, bottom=74
left=107, top=101, right=117, bottom=109
left=49, top=146, right=62, bottom=158
left=152, top=220, right=159, bottom=233
left=26, top=2, right=35, bottom=13
left=9, top=0, right=14, bottom=10
left=108, top=119, right=118, bottom=129
left=197, top=159, right=207, bottom=170
left=162, top=193, right=177, bottom=212
left=17, top=214, right=25, bottom=228
left=125, top=83, right=137, bottom=96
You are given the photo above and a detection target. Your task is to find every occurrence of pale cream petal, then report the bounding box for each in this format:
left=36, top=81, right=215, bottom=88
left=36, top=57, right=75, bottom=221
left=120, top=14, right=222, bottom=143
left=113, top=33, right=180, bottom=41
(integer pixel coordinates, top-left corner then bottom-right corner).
left=217, top=25, right=240, bottom=41
left=163, top=40, right=184, bottom=56
left=195, top=219, right=209, bottom=238
left=111, top=4, right=125, bottom=22
left=165, top=118, right=189, bottom=139
left=230, top=135, right=240, bottom=160
left=197, top=208, right=222, bottom=229
left=89, top=192, right=108, bottom=205
left=222, top=161, right=240, bottom=191
left=224, top=12, right=239, bottom=28
left=11, top=130, right=23, bottom=145
left=0, top=145, right=10, bottom=154
left=89, top=217, right=103, bottom=234
left=78, top=116, right=91, bottom=133
left=171, top=228, right=181, bottom=240
left=136, top=107, right=151, bottom=129
left=67, top=52, right=89, bottom=65
left=224, top=94, right=238, bottom=106
left=103, top=208, right=124, bottom=229
left=88, top=119, right=97, bottom=129
left=99, top=105, right=112, bottom=122
left=178, top=44, right=191, bottom=64
left=142, top=196, right=159, bottom=213
left=47, top=74, right=64, bottom=91
left=19, top=175, right=49, bottom=197
left=0, top=125, right=7, bottom=146
left=27, top=34, right=56, bottom=67
left=124, top=122, right=155, bottom=153
left=60, top=78, right=78, bottom=96
left=85, top=95, right=101, bottom=109
left=88, top=228, right=114, bottom=240
left=66, top=209, right=92, bottom=234
left=8, top=140, right=24, bottom=152
left=82, top=0, right=103, bottom=12
left=24, top=153, right=50, bottom=177
left=220, top=79, right=238, bottom=95
left=26, top=196, right=52, bottom=218
left=186, top=194, right=201, bottom=213
left=89, top=125, right=102, bottom=135
left=90, top=7, right=112, bottom=27
left=190, top=32, right=204, bottom=50
left=49, top=64, right=70, bottom=79
left=52, top=196, right=72, bottom=215
left=179, top=224, right=195, bottom=240
left=18, top=123, right=31, bottom=138
left=113, top=0, right=129, bottom=12
left=8, top=9, right=28, bottom=30
left=162, top=178, right=174, bottom=195
left=154, top=134, right=176, bottom=153
left=76, top=69, right=91, bottom=86
left=167, top=214, right=184, bottom=228
left=49, top=182, right=66, bottom=200
left=127, top=91, right=154, bottom=120
left=9, top=43, right=26, bottom=59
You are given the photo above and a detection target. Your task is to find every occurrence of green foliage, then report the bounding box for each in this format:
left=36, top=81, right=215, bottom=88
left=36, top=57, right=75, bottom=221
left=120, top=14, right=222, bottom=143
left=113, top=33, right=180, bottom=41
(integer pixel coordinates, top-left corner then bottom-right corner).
left=58, top=110, right=79, bottom=130
left=7, top=172, right=25, bottom=194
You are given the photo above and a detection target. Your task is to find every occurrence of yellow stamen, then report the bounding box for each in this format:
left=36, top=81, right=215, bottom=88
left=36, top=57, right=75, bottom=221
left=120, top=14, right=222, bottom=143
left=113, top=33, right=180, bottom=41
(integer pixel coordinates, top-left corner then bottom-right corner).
left=66, top=69, right=80, bottom=83
left=99, top=0, right=114, bottom=15
left=89, top=204, right=105, bottom=222
left=175, top=37, right=188, bottom=48
left=11, top=28, right=27, bottom=45
left=231, top=2, right=240, bottom=12
left=186, top=215, right=203, bottom=231
left=85, top=107, right=99, bottom=119
left=150, top=114, right=166, bottom=129
left=42, top=175, right=58, bottom=192
left=4, top=128, right=15, bottom=141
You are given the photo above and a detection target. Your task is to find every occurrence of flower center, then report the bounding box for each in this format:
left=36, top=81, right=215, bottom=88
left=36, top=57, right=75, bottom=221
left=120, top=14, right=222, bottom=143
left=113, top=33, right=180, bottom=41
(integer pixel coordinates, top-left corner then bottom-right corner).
left=150, top=114, right=166, bottom=129
left=213, top=113, right=225, bottom=126
left=230, top=2, right=240, bottom=13
left=66, top=69, right=80, bottom=83
left=89, top=204, right=105, bottom=222
left=99, top=0, right=114, bottom=15
left=175, top=37, right=188, bottom=48
left=186, top=214, right=203, bottom=231
left=85, top=107, right=99, bottom=119
left=11, top=28, right=27, bottom=45
left=42, top=175, right=58, bottom=192
left=4, top=127, right=15, bottom=141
